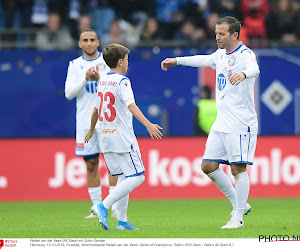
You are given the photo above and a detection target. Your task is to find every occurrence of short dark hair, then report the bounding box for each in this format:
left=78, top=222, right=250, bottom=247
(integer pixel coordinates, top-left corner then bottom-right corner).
left=79, top=29, right=98, bottom=40
left=102, top=43, right=130, bottom=68
left=216, top=16, right=241, bottom=39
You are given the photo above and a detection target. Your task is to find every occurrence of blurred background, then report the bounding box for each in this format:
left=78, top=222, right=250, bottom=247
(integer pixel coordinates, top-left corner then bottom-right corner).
left=0, top=0, right=299, bottom=201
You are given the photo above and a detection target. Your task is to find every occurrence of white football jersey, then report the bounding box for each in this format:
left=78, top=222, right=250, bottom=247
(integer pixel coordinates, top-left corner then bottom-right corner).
left=65, top=52, right=110, bottom=131
left=177, top=42, right=259, bottom=134
left=209, top=43, right=258, bottom=134
left=95, top=72, right=139, bottom=153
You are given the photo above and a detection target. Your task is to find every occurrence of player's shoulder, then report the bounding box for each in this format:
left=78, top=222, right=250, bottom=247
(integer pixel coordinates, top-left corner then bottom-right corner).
left=105, top=72, right=130, bottom=84
left=118, top=75, right=130, bottom=86
left=239, top=43, right=255, bottom=57
left=70, top=52, right=105, bottom=64
left=69, top=55, right=82, bottom=65
left=211, top=48, right=222, bottom=56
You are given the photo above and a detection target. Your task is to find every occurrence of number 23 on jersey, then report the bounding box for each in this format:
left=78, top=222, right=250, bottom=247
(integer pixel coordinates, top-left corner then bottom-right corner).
left=98, top=91, right=116, bottom=122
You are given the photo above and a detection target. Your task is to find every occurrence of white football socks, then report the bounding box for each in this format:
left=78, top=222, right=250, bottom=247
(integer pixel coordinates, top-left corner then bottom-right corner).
left=207, top=168, right=236, bottom=209
left=88, top=186, right=102, bottom=205
left=233, top=171, right=250, bottom=221
left=109, top=185, right=117, bottom=211
left=116, top=194, right=129, bottom=222
left=114, top=175, right=128, bottom=222
left=103, top=174, right=145, bottom=210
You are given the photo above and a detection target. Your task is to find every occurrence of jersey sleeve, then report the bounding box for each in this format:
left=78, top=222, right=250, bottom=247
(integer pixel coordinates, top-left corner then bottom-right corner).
left=176, top=50, right=218, bottom=70
left=94, top=91, right=100, bottom=110
left=119, top=78, right=135, bottom=107
left=64, top=60, right=87, bottom=100
left=240, top=49, right=260, bottom=78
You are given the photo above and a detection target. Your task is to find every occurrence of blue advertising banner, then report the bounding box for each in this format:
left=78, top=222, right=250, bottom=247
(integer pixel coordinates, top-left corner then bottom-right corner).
left=0, top=48, right=299, bottom=137
left=257, top=49, right=300, bottom=135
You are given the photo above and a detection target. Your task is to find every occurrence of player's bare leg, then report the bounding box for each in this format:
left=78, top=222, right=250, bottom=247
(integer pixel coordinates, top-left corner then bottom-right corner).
left=86, top=157, right=100, bottom=187
left=108, top=173, right=118, bottom=218
left=85, top=157, right=101, bottom=219
left=201, top=161, right=220, bottom=174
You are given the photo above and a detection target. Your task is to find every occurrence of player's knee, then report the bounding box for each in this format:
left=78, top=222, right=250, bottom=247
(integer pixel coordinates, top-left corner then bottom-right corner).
left=201, top=162, right=213, bottom=175
left=109, top=174, right=118, bottom=186
left=85, top=160, right=98, bottom=173
left=133, top=174, right=145, bottom=187
left=137, top=174, right=145, bottom=185
left=230, top=164, right=246, bottom=176
left=230, top=168, right=239, bottom=176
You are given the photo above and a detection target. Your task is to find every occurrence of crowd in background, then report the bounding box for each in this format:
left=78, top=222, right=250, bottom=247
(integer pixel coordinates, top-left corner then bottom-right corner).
left=1, top=0, right=300, bottom=49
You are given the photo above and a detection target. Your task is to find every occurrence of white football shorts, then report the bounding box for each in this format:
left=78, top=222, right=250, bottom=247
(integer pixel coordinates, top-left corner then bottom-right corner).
left=203, top=129, right=257, bottom=165
left=75, top=129, right=101, bottom=160
left=103, top=148, right=145, bottom=177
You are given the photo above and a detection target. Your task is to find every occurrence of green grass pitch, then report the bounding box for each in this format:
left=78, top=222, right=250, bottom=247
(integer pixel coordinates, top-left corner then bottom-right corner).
left=1, top=198, right=299, bottom=238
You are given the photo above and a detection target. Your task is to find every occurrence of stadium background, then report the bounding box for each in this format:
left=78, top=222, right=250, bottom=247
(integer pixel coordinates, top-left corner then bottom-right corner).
left=0, top=1, right=299, bottom=205
left=0, top=47, right=299, bottom=201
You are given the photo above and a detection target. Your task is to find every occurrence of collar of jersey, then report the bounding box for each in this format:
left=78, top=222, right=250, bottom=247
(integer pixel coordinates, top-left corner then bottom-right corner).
left=226, top=42, right=244, bottom=55
left=107, top=72, right=117, bottom=75
left=81, top=51, right=101, bottom=61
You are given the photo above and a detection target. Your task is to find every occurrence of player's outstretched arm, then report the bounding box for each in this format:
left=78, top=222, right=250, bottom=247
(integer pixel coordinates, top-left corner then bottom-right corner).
left=85, top=107, right=98, bottom=143
left=161, top=58, right=177, bottom=71
left=128, top=103, right=163, bottom=139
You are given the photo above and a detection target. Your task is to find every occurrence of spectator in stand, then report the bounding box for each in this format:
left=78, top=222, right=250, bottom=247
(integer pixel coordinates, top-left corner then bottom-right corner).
left=118, top=0, right=157, bottom=43
left=174, top=20, right=205, bottom=41
left=155, top=0, right=187, bottom=39
left=1, top=0, right=33, bottom=29
left=76, top=15, right=92, bottom=40
left=241, top=0, right=269, bottom=46
left=31, top=0, right=49, bottom=28
left=36, top=12, right=74, bottom=50
left=140, top=17, right=162, bottom=41
left=80, top=0, right=119, bottom=38
left=48, top=0, right=81, bottom=42
left=267, top=0, right=298, bottom=43
left=205, top=12, right=220, bottom=39
left=291, top=0, right=300, bottom=11
left=119, top=0, right=156, bottom=26
left=100, top=19, right=134, bottom=48
left=209, top=0, right=241, bottom=20
left=186, top=0, right=208, bottom=30
left=0, top=0, right=33, bottom=44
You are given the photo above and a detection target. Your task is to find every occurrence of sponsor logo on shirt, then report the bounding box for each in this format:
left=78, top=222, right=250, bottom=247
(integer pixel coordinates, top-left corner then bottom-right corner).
left=217, top=73, right=226, bottom=91
left=86, top=80, right=98, bottom=93
left=101, top=127, right=117, bottom=136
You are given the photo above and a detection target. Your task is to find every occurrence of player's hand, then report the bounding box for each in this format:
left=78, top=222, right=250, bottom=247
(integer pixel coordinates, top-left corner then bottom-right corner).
left=84, top=129, right=94, bottom=143
left=85, top=66, right=100, bottom=81
left=161, top=58, right=177, bottom=71
left=229, top=72, right=246, bottom=86
left=146, top=124, right=163, bottom=139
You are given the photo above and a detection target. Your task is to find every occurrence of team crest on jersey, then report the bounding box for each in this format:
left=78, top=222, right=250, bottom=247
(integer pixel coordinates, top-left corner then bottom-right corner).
left=217, top=73, right=226, bottom=91
left=97, top=63, right=107, bottom=71
left=228, top=55, right=236, bottom=67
